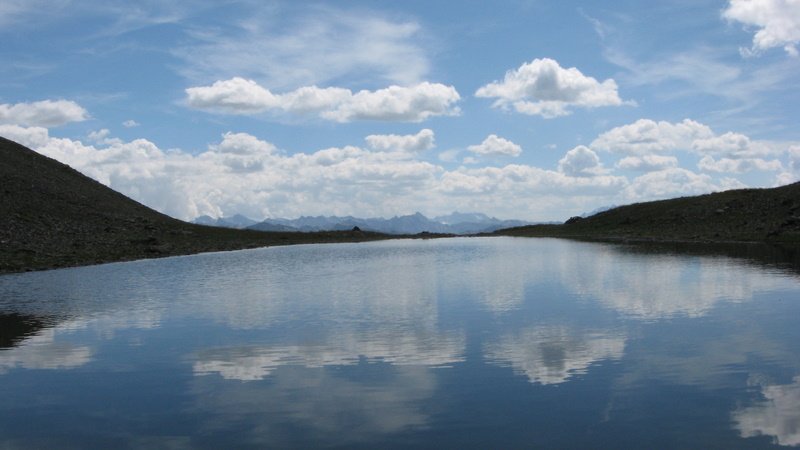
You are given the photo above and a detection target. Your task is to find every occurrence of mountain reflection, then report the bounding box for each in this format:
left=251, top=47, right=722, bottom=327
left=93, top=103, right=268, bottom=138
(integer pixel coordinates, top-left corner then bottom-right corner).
left=0, top=313, right=49, bottom=349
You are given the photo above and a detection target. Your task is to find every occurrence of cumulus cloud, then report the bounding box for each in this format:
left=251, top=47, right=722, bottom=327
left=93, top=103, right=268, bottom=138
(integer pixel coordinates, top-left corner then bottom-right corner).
left=724, top=0, right=800, bottom=56
left=624, top=168, right=722, bottom=200
left=790, top=145, right=800, bottom=171
left=211, top=131, right=277, bottom=156
left=122, top=120, right=140, bottom=127
left=185, top=78, right=349, bottom=114
left=321, top=83, right=461, bottom=122
left=18, top=127, right=447, bottom=220
left=186, top=78, right=460, bottom=122
left=365, top=129, right=434, bottom=153
left=591, top=119, right=714, bottom=156
left=592, top=118, right=796, bottom=178
left=558, top=146, right=607, bottom=177
left=475, top=58, right=632, bottom=118
left=0, top=124, right=50, bottom=148
left=775, top=171, right=799, bottom=185
left=615, top=155, right=679, bottom=172
left=467, top=135, right=523, bottom=157
left=691, top=132, right=779, bottom=158
left=6, top=124, right=639, bottom=221
left=697, top=155, right=784, bottom=173
left=88, top=129, right=122, bottom=146
left=206, top=132, right=278, bottom=173
left=13, top=121, right=789, bottom=223
left=437, top=164, right=627, bottom=197
left=0, top=100, right=88, bottom=127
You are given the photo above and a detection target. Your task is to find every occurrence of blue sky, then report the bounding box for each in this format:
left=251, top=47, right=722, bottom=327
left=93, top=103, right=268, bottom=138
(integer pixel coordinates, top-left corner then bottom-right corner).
left=1, top=0, right=799, bottom=222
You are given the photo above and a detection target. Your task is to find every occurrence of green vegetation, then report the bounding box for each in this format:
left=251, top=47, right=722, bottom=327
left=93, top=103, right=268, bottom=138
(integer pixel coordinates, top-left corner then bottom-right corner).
left=494, top=182, right=800, bottom=243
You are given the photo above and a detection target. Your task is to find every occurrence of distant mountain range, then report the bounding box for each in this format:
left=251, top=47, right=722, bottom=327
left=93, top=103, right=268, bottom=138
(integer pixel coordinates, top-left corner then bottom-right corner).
left=6, top=133, right=797, bottom=273
left=0, top=137, right=397, bottom=273
left=194, top=212, right=540, bottom=235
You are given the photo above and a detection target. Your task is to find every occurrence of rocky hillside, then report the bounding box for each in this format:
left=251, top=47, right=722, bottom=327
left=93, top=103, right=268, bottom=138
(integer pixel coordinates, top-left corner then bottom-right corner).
left=0, top=137, right=392, bottom=273
left=496, top=182, right=800, bottom=243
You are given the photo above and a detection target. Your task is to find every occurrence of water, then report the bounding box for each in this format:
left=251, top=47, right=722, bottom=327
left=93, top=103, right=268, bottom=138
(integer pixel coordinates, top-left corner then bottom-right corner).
left=1, top=237, right=799, bottom=448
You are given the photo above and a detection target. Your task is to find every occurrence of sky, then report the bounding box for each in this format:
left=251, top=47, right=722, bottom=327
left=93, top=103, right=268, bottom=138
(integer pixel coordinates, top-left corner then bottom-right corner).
left=1, top=0, right=799, bottom=222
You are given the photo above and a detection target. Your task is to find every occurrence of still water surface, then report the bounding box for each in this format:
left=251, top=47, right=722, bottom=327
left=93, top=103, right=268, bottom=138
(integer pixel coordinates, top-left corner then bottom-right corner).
left=1, top=237, right=799, bottom=448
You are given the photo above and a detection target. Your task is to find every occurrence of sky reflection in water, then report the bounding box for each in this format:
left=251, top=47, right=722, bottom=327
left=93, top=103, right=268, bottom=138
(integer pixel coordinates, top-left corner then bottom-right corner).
left=1, top=237, right=799, bottom=448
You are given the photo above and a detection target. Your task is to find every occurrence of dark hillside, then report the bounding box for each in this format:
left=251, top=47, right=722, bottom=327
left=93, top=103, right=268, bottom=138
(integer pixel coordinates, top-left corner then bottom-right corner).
left=0, top=137, right=392, bottom=273
left=496, top=182, right=800, bottom=243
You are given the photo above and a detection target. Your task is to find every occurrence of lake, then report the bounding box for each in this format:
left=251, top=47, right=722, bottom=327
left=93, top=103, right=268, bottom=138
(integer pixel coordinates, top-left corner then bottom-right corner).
left=1, top=237, right=799, bottom=448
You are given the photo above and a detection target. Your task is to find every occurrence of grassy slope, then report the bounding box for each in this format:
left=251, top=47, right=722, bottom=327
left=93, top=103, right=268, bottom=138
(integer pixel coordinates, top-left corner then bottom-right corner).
left=495, top=182, right=800, bottom=243
left=0, top=137, right=400, bottom=273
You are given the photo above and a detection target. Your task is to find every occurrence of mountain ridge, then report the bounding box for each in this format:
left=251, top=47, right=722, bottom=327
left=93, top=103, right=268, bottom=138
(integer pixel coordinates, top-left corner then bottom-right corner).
left=494, top=182, right=800, bottom=243
left=195, top=211, right=536, bottom=235
left=3, top=135, right=799, bottom=274
left=0, top=137, right=401, bottom=273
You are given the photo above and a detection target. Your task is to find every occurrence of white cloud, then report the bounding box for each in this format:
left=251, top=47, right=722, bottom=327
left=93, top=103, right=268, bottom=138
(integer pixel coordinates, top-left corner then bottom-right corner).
left=175, top=6, right=429, bottom=89
left=10, top=125, right=637, bottom=221
left=0, top=124, right=50, bottom=148
left=720, top=177, right=751, bottom=191
left=467, top=135, right=522, bottom=157
left=558, top=146, right=607, bottom=177
left=122, top=120, right=140, bottom=127
left=475, top=58, right=632, bottom=118
left=211, top=131, right=276, bottom=156
left=206, top=132, right=278, bottom=173
left=320, top=83, right=461, bottom=122
left=26, top=129, right=447, bottom=221
left=591, top=119, right=714, bottom=156
left=437, top=164, right=627, bottom=197
left=186, top=78, right=461, bottom=123
left=790, top=145, right=800, bottom=171
left=624, top=168, right=722, bottom=200
left=17, top=122, right=789, bottom=223
left=724, top=0, right=800, bottom=56
left=88, top=129, right=122, bottom=146
left=615, top=155, right=679, bottom=172
left=185, top=77, right=283, bottom=114
left=365, top=129, right=434, bottom=153
left=0, top=100, right=88, bottom=127
left=593, top=119, right=797, bottom=177
left=691, top=132, right=778, bottom=158
left=697, top=155, right=784, bottom=173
